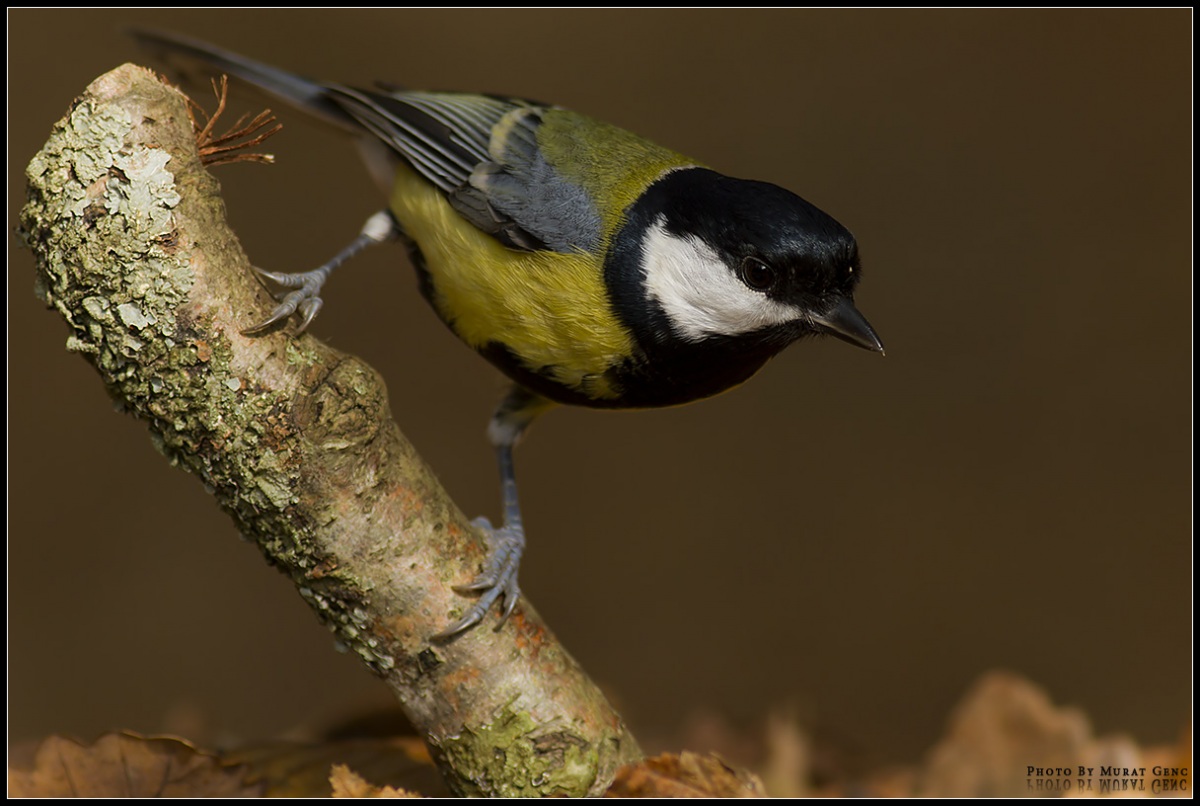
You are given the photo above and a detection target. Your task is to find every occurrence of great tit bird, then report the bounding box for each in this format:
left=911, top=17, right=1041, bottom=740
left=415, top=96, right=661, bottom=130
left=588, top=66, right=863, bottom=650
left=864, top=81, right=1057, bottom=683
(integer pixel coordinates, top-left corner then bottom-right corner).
left=133, top=30, right=884, bottom=640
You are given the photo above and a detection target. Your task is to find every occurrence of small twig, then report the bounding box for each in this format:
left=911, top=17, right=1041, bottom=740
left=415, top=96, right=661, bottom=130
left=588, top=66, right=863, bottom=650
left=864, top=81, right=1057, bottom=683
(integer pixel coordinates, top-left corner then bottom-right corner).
left=185, top=75, right=281, bottom=167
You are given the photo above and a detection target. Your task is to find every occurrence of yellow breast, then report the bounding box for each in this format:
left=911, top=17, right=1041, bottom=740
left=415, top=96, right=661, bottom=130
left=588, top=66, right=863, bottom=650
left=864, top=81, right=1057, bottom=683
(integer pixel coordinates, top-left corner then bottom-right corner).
left=388, top=165, right=633, bottom=400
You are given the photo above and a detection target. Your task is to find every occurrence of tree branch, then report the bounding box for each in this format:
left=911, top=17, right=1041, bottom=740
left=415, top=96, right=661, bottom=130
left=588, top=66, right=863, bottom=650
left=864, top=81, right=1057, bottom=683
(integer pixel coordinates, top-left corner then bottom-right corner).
left=19, top=63, right=640, bottom=797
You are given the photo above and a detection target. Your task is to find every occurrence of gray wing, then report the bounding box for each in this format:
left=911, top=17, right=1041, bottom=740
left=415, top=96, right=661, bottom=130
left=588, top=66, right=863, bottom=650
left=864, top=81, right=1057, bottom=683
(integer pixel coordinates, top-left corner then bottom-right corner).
left=326, top=86, right=602, bottom=253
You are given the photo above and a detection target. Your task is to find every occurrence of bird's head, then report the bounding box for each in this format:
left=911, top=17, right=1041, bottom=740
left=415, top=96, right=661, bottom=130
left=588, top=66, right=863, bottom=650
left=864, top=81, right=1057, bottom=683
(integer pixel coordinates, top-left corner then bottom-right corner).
left=618, top=167, right=883, bottom=355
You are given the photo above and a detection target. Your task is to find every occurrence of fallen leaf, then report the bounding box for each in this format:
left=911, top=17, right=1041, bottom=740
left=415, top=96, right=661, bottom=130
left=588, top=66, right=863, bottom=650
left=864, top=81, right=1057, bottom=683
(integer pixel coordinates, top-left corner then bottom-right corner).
left=6, top=732, right=263, bottom=797
left=916, top=670, right=1143, bottom=797
left=759, top=706, right=811, bottom=798
left=329, top=763, right=421, bottom=798
left=606, top=751, right=765, bottom=798
left=227, top=736, right=445, bottom=798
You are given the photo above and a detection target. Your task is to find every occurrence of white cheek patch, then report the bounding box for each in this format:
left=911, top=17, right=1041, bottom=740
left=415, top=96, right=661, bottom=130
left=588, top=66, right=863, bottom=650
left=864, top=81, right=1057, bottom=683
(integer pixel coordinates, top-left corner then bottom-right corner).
left=641, top=218, right=801, bottom=342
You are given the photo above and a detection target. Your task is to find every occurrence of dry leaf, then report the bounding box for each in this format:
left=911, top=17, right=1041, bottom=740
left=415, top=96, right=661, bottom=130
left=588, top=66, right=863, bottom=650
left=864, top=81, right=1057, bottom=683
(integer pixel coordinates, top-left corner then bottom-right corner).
left=606, top=751, right=765, bottom=798
left=6, top=731, right=263, bottom=797
left=227, top=736, right=445, bottom=798
left=916, top=670, right=1144, bottom=798
left=760, top=707, right=811, bottom=797
left=330, top=763, right=421, bottom=798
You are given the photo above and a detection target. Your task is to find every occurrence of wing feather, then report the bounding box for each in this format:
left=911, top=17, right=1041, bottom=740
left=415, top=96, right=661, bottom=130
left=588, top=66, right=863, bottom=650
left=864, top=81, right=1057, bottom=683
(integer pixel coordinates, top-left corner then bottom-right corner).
left=324, top=87, right=601, bottom=253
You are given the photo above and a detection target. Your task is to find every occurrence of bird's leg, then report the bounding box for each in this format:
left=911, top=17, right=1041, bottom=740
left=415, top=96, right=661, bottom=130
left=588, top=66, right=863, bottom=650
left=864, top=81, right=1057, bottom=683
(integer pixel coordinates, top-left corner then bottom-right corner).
left=243, top=210, right=399, bottom=335
left=434, top=387, right=555, bottom=640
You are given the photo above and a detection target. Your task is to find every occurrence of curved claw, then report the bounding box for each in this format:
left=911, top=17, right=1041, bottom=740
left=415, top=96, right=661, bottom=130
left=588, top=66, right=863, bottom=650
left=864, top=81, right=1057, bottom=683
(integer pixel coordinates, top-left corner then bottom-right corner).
left=295, top=296, right=324, bottom=334
left=241, top=306, right=296, bottom=336
left=452, top=577, right=498, bottom=594
left=253, top=266, right=313, bottom=288
left=499, top=584, right=521, bottom=623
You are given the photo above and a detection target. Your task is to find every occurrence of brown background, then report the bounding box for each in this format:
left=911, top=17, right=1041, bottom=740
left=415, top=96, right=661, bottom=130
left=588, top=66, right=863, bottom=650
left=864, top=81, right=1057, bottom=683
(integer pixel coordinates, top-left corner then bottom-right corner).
left=8, top=9, right=1190, bottom=766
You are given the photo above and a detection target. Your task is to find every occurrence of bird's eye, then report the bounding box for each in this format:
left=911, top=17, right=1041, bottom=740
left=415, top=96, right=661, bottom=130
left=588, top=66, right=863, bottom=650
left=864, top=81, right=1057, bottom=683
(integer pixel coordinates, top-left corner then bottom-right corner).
left=738, top=257, right=777, bottom=292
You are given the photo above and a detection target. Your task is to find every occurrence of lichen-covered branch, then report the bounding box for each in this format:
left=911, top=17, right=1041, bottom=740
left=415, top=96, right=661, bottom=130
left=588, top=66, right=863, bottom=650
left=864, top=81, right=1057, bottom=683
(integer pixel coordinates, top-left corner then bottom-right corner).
left=19, top=63, right=640, bottom=797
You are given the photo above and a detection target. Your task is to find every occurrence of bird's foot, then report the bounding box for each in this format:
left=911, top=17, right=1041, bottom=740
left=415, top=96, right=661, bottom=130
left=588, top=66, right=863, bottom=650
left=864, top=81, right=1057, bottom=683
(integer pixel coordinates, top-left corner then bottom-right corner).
left=241, top=211, right=398, bottom=335
left=433, top=516, right=524, bottom=640
left=242, top=265, right=331, bottom=335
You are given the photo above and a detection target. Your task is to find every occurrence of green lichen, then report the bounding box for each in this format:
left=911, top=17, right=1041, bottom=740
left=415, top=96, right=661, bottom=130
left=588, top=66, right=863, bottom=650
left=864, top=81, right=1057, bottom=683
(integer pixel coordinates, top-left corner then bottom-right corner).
left=438, top=707, right=600, bottom=797
left=21, top=83, right=310, bottom=582
left=23, top=96, right=190, bottom=380
left=296, top=583, right=396, bottom=673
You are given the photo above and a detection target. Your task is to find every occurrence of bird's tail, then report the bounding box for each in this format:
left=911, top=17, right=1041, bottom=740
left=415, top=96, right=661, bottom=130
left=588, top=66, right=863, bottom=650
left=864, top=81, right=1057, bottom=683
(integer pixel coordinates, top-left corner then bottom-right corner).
left=129, top=28, right=356, bottom=131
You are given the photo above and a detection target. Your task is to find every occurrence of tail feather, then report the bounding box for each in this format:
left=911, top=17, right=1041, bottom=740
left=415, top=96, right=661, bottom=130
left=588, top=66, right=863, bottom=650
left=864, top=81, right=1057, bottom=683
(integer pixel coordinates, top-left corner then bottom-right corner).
left=129, top=28, right=355, bottom=130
